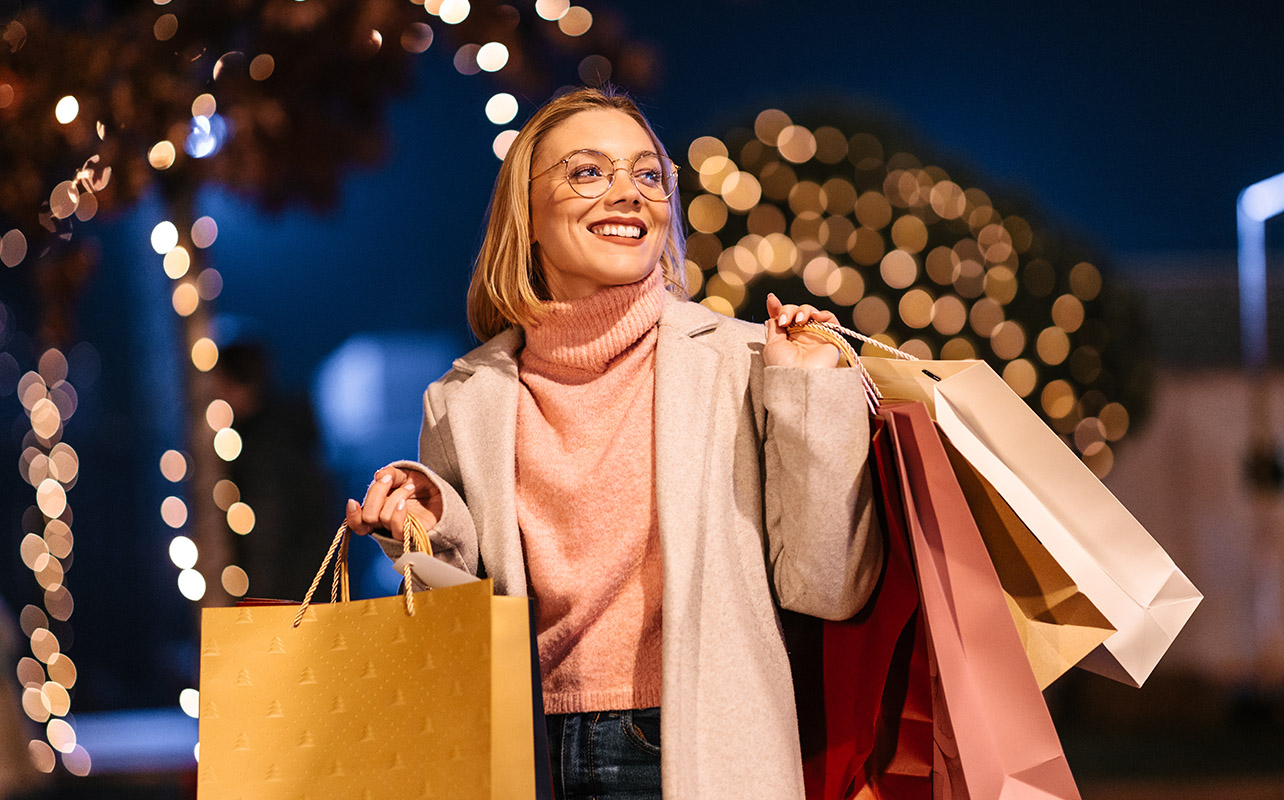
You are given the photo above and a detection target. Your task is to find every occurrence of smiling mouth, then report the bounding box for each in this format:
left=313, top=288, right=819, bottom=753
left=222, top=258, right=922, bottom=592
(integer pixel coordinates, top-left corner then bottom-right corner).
left=589, top=222, right=646, bottom=240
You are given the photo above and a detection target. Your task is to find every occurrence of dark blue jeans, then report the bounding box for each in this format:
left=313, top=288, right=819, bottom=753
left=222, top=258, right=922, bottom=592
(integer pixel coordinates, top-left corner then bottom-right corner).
left=546, top=707, right=662, bottom=799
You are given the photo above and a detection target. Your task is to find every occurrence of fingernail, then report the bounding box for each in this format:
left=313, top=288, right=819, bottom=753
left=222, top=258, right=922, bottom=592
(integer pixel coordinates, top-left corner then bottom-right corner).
left=379, top=473, right=392, bottom=483
left=347, top=498, right=357, bottom=509
left=403, top=482, right=415, bottom=494
left=794, top=311, right=806, bottom=323
left=396, top=499, right=406, bottom=511
left=778, top=314, right=789, bottom=326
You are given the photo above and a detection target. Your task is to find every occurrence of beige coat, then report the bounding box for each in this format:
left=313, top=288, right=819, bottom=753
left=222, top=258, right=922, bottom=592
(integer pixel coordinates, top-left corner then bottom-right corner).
left=380, top=297, right=881, bottom=798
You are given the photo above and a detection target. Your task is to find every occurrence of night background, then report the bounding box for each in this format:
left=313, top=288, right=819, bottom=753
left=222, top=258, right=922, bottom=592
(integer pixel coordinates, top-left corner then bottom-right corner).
left=3, top=0, right=1284, bottom=797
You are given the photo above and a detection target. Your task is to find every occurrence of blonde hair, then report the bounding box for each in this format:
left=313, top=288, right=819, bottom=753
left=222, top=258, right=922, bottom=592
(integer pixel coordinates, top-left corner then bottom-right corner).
left=466, top=87, right=688, bottom=341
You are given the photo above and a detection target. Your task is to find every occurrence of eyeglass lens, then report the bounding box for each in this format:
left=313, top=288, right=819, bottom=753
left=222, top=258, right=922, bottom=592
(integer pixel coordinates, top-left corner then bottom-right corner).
left=565, top=151, right=677, bottom=201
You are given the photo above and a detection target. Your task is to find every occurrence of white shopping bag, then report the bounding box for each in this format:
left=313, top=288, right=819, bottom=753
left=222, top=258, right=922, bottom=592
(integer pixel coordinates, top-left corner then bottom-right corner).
left=863, top=357, right=1202, bottom=687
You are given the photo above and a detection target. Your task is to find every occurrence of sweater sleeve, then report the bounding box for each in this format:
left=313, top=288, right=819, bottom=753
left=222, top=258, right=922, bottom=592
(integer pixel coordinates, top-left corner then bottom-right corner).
left=761, top=364, right=882, bottom=620
left=367, top=383, right=480, bottom=576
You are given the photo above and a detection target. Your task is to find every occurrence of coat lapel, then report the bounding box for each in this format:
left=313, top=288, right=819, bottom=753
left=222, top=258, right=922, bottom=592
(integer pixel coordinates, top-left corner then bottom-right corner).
left=654, top=299, right=725, bottom=566
left=446, top=329, right=527, bottom=595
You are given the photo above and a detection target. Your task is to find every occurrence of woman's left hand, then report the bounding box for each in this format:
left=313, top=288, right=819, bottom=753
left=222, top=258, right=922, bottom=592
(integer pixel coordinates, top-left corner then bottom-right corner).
left=763, top=292, right=842, bottom=369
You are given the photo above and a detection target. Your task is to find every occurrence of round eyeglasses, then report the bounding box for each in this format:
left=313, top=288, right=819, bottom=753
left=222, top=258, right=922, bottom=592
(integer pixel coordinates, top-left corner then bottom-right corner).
left=531, top=149, right=680, bottom=202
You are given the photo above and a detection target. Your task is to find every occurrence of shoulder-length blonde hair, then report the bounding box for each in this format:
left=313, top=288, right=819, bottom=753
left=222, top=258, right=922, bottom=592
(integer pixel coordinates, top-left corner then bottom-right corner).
left=466, top=87, right=687, bottom=342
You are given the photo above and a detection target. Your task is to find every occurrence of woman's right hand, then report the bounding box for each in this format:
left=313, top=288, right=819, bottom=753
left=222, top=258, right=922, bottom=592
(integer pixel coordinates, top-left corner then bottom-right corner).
left=345, top=466, right=441, bottom=537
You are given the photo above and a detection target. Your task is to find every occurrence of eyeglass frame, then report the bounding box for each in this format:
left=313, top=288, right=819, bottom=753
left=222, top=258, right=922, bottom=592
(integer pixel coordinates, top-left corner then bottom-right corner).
left=529, top=149, right=681, bottom=201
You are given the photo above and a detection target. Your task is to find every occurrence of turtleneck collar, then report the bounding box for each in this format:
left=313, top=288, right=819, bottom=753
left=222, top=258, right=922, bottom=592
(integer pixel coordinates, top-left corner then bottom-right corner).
left=521, top=268, right=665, bottom=374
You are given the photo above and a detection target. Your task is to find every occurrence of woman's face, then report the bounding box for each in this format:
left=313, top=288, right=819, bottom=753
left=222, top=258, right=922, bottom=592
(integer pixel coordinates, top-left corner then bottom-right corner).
left=529, top=109, right=672, bottom=301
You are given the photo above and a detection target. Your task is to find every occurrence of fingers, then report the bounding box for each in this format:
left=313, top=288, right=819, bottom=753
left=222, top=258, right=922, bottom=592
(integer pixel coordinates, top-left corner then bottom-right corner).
left=765, top=293, right=838, bottom=332
left=350, top=467, right=421, bottom=536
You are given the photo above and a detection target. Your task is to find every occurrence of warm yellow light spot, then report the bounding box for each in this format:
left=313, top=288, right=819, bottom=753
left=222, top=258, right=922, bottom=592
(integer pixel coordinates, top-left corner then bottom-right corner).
left=249, top=53, right=276, bottom=80
left=49, top=182, right=79, bottom=220
left=485, top=93, right=518, bottom=125
left=535, top=0, right=569, bottom=19
left=46, top=654, right=76, bottom=689
left=721, top=172, right=762, bottom=212
left=931, top=295, right=967, bottom=335
left=222, top=566, right=250, bottom=596
left=706, top=271, right=747, bottom=309
left=44, top=521, right=73, bottom=559
left=688, top=136, right=728, bottom=172
left=55, top=96, right=79, bottom=124
left=439, top=0, right=470, bottom=24
left=802, top=257, right=838, bottom=297
left=688, top=195, right=728, bottom=234
left=977, top=223, right=1013, bottom=263
left=854, top=191, right=893, bottom=230
left=148, top=141, right=177, bottom=170
left=821, top=178, right=857, bottom=216
left=968, top=297, right=1004, bottom=337
left=941, top=337, right=977, bottom=360
left=24, top=688, right=51, bottom=723
left=191, top=93, right=216, bottom=118
left=1070, top=261, right=1103, bottom=300
left=161, top=495, right=188, bottom=528
left=1002, top=359, right=1038, bottom=397
left=899, top=289, right=935, bottom=329
left=879, top=249, right=918, bottom=289
left=31, top=398, right=61, bottom=439
left=557, top=5, right=592, bottom=35
left=44, top=586, right=74, bottom=622
left=492, top=130, right=518, bottom=160
left=31, top=629, right=60, bottom=664
left=205, top=399, right=234, bottom=431
left=36, top=479, right=67, bottom=518
left=813, top=126, right=849, bottom=164
left=830, top=267, right=865, bottom=306
left=191, top=216, right=218, bottom=248
left=169, top=535, right=198, bottom=569
left=75, top=191, right=99, bottom=222
left=213, top=479, right=241, bottom=510
left=929, top=180, right=966, bottom=219
left=890, top=215, right=928, bottom=253
left=989, top=320, right=1026, bottom=360
left=1051, top=294, right=1085, bottom=332
left=42, top=682, right=71, bottom=716
left=227, top=501, right=256, bottom=534
left=848, top=227, right=885, bottom=267
left=178, top=569, right=206, bottom=601
left=984, top=266, right=1019, bottom=305
left=49, top=443, right=78, bottom=484
left=853, top=296, right=891, bottom=335
left=153, top=13, right=178, bottom=41
left=180, top=688, right=200, bottom=719
left=191, top=338, right=218, bottom=372
left=1083, top=443, right=1114, bottom=478
left=684, top=260, right=704, bottom=295
left=754, top=109, right=792, bottom=146
left=700, top=295, right=735, bottom=317
left=476, top=42, right=509, bottom=71
left=747, top=204, right=787, bottom=237
left=776, top=125, right=817, bottom=164
left=1041, top=379, right=1076, bottom=418
left=214, top=428, right=243, bottom=461
left=1036, top=326, right=1071, bottom=365
left=1074, top=417, right=1106, bottom=452
left=151, top=221, right=179, bottom=255
left=28, top=740, right=56, bottom=773
left=20, top=534, right=49, bottom=571
left=1099, top=402, right=1130, bottom=441
left=759, top=233, right=798, bottom=274
left=787, top=181, right=826, bottom=215
left=163, top=246, right=190, bottom=279
left=172, top=283, right=199, bottom=317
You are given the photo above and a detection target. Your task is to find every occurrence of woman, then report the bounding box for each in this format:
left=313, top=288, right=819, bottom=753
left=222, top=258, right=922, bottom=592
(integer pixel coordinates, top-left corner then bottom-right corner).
left=346, top=87, right=881, bottom=799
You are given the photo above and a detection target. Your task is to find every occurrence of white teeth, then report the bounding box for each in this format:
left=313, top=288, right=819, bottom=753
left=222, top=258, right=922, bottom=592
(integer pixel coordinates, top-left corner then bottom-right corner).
left=592, top=223, right=643, bottom=239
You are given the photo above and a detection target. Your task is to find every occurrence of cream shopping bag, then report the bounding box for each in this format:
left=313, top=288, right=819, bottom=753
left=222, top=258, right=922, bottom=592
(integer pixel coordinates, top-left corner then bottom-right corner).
left=863, top=357, right=1202, bottom=688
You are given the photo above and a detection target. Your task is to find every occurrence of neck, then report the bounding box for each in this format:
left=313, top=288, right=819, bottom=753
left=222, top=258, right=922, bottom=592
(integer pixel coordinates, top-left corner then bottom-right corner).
left=522, top=268, right=665, bottom=373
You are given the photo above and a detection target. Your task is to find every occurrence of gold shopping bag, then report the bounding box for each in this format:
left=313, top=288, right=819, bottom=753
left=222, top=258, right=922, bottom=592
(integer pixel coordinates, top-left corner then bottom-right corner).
left=197, top=522, right=537, bottom=799
left=942, top=438, right=1115, bottom=690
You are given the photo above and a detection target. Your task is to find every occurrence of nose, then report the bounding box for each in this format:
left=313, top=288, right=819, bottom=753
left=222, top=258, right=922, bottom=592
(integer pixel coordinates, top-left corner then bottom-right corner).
left=602, top=162, right=641, bottom=205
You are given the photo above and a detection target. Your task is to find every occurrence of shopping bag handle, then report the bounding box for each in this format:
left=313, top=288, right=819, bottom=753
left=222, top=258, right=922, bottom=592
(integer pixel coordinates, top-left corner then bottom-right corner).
left=293, top=514, right=433, bottom=627
left=785, top=319, right=918, bottom=413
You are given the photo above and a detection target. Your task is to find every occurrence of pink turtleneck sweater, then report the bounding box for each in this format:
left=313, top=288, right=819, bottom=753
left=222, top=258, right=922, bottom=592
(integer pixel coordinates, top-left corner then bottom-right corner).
left=516, top=269, right=665, bottom=714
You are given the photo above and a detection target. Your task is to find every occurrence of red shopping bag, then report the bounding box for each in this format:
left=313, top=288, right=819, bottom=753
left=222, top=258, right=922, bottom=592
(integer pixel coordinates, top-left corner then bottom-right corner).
left=789, top=418, right=932, bottom=800
left=880, top=402, right=1079, bottom=799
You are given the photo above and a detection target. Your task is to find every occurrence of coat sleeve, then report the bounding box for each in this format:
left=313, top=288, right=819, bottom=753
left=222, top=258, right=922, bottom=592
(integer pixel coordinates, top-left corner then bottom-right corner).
left=367, top=381, right=480, bottom=576
left=761, top=364, right=882, bottom=620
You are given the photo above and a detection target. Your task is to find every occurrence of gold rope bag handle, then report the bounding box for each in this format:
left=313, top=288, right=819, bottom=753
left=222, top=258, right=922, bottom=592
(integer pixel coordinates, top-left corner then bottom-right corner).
left=293, top=515, right=434, bottom=627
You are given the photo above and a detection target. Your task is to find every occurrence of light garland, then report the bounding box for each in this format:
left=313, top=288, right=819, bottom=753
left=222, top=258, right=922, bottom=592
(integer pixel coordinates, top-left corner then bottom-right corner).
left=14, top=349, right=91, bottom=776
left=685, top=108, right=1143, bottom=477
